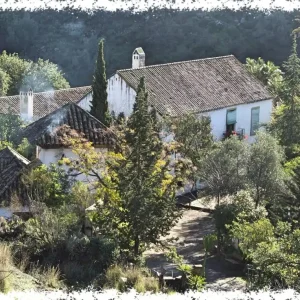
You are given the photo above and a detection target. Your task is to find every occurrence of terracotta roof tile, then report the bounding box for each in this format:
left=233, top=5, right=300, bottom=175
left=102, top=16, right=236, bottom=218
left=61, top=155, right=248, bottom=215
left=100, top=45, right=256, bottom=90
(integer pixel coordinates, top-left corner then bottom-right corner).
left=117, top=55, right=272, bottom=116
left=0, top=147, right=32, bottom=203
left=20, top=103, right=115, bottom=148
left=0, top=86, right=92, bottom=119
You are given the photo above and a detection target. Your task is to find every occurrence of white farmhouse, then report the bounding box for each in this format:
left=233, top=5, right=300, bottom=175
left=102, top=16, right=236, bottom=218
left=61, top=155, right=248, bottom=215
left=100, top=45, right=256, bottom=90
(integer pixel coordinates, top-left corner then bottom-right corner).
left=20, top=103, right=115, bottom=183
left=79, top=48, right=273, bottom=142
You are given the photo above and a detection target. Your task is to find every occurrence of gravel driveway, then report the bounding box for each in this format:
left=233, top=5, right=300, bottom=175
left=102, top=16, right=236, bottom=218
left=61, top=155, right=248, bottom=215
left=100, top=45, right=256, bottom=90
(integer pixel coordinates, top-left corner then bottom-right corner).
left=144, top=208, right=245, bottom=290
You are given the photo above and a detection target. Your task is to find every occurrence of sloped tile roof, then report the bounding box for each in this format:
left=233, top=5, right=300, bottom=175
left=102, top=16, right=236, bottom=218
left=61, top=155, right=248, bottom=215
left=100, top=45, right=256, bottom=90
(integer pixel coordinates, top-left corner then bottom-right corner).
left=117, top=55, right=272, bottom=116
left=0, top=86, right=92, bottom=119
left=20, top=103, right=115, bottom=148
left=0, top=147, right=31, bottom=204
left=0, top=147, right=30, bottom=171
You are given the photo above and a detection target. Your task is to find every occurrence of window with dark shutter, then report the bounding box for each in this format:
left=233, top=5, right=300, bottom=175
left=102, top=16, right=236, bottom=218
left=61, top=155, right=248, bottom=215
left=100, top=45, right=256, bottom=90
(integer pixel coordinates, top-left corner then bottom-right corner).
left=226, top=108, right=236, bottom=133
left=250, top=107, right=260, bottom=136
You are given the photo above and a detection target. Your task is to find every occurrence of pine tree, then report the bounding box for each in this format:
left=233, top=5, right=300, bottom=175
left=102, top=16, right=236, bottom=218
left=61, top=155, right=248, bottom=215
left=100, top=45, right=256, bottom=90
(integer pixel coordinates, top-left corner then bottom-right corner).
left=90, top=39, right=110, bottom=126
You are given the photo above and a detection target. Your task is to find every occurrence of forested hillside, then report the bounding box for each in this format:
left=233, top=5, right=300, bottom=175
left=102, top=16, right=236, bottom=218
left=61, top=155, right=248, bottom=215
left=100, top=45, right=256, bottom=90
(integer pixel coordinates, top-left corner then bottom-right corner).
left=0, top=8, right=296, bottom=87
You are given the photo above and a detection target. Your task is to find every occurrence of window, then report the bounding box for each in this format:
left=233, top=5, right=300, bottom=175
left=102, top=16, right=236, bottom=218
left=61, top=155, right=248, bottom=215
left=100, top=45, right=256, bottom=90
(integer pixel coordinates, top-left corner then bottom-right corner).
left=251, top=107, right=260, bottom=136
left=226, top=108, right=236, bottom=133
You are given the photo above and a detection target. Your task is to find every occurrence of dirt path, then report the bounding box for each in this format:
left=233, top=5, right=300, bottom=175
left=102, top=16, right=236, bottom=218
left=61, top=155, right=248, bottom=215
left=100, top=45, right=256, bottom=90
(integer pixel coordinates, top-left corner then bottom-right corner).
left=144, top=208, right=245, bottom=290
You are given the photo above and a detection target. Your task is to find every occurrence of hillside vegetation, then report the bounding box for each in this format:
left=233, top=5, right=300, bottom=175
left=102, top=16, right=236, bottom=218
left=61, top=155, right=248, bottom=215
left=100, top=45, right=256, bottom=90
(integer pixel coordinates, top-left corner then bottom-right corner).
left=0, top=8, right=295, bottom=87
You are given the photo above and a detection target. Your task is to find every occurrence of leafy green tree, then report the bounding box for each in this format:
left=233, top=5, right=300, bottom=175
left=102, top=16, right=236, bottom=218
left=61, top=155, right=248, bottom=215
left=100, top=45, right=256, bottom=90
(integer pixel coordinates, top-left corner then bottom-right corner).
left=199, top=136, right=249, bottom=205
left=0, top=51, right=70, bottom=95
left=90, top=39, right=110, bottom=126
left=0, top=51, right=28, bottom=95
left=272, top=158, right=300, bottom=229
left=168, top=114, right=214, bottom=188
left=270, top=34, right=300, bottom=158
left=0, top=69, right=10, bottom=96
left=247, top=131, right=286, bottom=208
left=0, top=141, right=13, bottom=151
left=22, top=164, right=73, bottom=208
left=246, top=57, right=283, bottom=98
left=16, top=138, right=35, bottom=160
left=0, top=113, right=22, bottom=143
left=21, top=58, right=70, bottom=92
left=214, top=190, right=267, bottom=244
left=230, top=218, right=300, bottom=288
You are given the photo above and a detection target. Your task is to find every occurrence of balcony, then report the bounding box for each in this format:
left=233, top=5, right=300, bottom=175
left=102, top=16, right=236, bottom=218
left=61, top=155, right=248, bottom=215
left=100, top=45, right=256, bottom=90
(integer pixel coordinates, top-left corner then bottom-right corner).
left=223, top=129, right=247, bottom=140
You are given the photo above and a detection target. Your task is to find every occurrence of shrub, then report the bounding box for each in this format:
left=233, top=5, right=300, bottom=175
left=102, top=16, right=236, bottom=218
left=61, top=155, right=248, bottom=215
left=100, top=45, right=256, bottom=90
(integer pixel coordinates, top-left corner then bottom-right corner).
left=0, top=217, right=25, bottom=242
left=125, top=267, right=145, bottom=289
left=214, top=190, right=267, bottom=244
left=29, top=263, right=62, bottom=289
left=61, top=262, right=99, bottom=287
left=43, top=266, right=62, bottom=289
left=144, top=277, right=160, bottom=293
left=188, top=275, right=206, bottom=291
left=133, top=277, right=146, bottom=293
left=22, top=164, right=73, bottom=208
left=104, top=265, right=159, bottom=293
left=166, top=247, right=206, bottom=292
left=105, top=265, right=125, bottom=291
left=0, top=243, right=12, bottom=267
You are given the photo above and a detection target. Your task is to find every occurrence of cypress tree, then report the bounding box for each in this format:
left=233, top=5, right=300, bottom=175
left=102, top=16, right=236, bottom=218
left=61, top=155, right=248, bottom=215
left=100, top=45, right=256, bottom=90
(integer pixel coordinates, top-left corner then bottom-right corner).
left=93, top=77, right=188, bottom=259
left=90, top=39, right=110, bottom=126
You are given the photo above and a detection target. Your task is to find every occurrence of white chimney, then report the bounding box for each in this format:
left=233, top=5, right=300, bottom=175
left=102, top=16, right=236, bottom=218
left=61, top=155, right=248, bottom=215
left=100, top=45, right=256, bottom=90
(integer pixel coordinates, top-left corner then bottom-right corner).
left=132, top=47, right=145, bottom=69
left=20, top=89, right=33, bottom=121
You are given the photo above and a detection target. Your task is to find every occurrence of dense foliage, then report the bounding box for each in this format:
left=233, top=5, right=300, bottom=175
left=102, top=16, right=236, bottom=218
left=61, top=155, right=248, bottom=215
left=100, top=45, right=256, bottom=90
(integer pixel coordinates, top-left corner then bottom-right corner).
left=0, top=51, right=70, bottom=95
left=90, top=40, right=110, bottom=126
left=230, top=218, right=300, bottom=289
left=0, top=8, right=296, bottom=88
left=64, top=77, right=190, bottom=260
left=3, top=5, right=300, bottom=293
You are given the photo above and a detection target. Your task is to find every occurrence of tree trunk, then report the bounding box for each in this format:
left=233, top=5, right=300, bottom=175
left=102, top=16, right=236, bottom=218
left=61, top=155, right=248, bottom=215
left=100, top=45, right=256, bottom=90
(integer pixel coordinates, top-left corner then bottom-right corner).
left=217, top=192, right=221, bottom=254
left=255, top=186, right=260, bottom=209
left=134, top=235, right=140, bottom=258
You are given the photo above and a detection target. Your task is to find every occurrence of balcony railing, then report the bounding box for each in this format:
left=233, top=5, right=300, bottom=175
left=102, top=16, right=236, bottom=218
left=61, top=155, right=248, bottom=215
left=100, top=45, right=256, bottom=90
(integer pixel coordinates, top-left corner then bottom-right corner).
left=223, top=129, right=247, bottom=140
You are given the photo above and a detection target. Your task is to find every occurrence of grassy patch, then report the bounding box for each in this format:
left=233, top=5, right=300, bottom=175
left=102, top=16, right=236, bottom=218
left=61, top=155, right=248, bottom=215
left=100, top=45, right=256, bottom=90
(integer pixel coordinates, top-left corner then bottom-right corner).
left=0, top=243, right=13, bottom=294
left=104, top=265, right=159, bottom=293
left=29, top=263, right=62, bottom=289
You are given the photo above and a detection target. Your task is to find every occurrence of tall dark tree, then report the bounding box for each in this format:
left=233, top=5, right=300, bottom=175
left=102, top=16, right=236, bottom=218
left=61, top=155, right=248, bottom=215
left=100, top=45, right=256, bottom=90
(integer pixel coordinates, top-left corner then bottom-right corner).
left=271, top=33, right=300, bottom=158
left=90, top=39, right=110, bottom=126
left=93, top=77, right=189, bottom=259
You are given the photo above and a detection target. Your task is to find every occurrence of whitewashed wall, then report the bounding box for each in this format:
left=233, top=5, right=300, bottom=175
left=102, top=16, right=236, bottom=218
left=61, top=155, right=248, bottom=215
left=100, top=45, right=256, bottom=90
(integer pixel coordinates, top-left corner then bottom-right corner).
left=36, top=147, right=107, bottom=184
left=78, top=75, right=137, bottom=116
left=201, top=99, right=273, bottom=143
left=94, top=74, right=273, bottom=143
left=78, top=92, right=93, bottom=112
left=107, top=74, right=137, bottom=116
